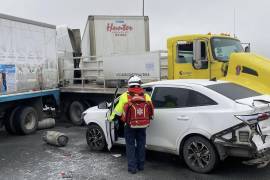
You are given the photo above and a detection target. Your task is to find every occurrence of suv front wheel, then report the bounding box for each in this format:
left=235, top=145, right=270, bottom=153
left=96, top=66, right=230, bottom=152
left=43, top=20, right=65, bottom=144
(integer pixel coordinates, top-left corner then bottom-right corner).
left=86, top=124, right=106, bottom=151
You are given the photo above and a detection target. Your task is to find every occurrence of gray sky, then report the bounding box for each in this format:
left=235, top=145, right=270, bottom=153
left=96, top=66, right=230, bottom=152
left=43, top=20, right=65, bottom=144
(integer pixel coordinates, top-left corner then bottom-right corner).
left=1, top=0, right=270, bottom=58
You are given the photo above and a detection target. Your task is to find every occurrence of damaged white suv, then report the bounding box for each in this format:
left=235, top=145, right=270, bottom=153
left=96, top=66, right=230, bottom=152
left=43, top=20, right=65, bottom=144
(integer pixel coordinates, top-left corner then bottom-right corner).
left=83, top=80, right=270, bottom=173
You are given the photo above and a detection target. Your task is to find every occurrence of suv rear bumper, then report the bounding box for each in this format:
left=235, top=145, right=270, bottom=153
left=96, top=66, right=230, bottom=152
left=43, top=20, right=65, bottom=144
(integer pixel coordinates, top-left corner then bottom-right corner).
left=215, top=135, right=270, bottom=168
left=242, top=148, right=270, bottom=168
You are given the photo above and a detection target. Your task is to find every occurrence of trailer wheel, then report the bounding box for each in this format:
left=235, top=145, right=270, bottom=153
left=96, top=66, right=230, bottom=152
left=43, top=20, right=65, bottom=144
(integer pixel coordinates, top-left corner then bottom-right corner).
left=182, top=136, right=219, bottom=173
left=14, top=106, right=38, bottom=135
left=86, top=124, right=106, bottom=151
left=4, top=106, right=21, bottom=134
left=69, top=101, right=85, bottom=126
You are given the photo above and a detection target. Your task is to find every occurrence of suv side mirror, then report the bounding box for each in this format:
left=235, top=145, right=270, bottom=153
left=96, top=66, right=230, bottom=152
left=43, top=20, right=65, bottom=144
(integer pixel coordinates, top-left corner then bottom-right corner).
left=98, top=101, right=109, bottom=109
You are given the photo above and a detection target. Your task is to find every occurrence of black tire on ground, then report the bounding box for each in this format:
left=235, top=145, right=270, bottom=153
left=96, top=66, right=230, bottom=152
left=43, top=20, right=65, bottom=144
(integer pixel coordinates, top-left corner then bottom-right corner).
left=13, top=106, right=38, bottom=135
left=4, top=106, right=21, bottom=134
left=182, top=136, right=219, bottom=173
left=86, top=124, right=106, bottom=151
left=69, top=101, right=85, bottom=126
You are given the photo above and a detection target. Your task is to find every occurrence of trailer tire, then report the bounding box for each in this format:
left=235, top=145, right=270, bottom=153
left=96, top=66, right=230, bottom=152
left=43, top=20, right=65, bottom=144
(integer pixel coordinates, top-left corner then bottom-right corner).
left=14, top=106, right=38, bottom=135
left=69, top=101, right=85, bottom=126
left=4, top=106, right=21, bottom=134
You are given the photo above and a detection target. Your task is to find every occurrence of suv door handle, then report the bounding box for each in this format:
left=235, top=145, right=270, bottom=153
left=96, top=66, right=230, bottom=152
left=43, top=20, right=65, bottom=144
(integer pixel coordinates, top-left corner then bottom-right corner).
left=177, top=116, right=189, bottom=121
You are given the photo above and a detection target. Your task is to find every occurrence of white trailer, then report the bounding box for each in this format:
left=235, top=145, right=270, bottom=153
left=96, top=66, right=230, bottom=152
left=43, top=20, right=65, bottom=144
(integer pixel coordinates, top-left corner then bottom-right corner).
left=0, top=13, right=59, bottom=135
left=81, top=15, right=150, bottom=57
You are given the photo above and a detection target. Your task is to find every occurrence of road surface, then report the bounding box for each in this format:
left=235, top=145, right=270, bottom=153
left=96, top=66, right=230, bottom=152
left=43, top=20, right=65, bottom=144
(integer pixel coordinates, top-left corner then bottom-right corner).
left=0, top=124, right=268, bottom=180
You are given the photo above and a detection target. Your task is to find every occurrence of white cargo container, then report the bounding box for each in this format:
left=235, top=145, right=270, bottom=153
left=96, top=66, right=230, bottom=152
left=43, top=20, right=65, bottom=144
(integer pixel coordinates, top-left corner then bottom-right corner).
left=0, top=13, right=58, bottom=95
left=79, top=16, right=157, bottom=86
left=81, top=16, right=150, bottom=57
left=77, top=51, right=167, bottom=87
left=0, top=13, right=59, bottom=135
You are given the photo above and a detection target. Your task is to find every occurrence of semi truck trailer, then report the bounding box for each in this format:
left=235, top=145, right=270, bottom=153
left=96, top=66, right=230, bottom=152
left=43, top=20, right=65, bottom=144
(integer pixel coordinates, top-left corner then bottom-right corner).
left=0, top=13, right=59, bottom=135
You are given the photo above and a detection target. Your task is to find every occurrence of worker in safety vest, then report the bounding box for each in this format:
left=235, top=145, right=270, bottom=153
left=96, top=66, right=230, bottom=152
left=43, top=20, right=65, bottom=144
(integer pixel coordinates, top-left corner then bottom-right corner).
left=109, top=75, right=154, bottom=174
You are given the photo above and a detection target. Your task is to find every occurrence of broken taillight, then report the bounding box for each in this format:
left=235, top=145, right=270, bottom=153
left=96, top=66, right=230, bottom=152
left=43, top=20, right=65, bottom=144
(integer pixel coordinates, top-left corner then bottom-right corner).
left=258, top=113, right=270, bottom=121
left=235, top=112, right=270, bottom=124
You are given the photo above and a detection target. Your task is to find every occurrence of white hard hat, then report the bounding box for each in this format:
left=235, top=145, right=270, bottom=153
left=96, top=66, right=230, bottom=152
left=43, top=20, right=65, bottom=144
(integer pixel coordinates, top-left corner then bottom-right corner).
left=128, top=75, right=142, bottom=87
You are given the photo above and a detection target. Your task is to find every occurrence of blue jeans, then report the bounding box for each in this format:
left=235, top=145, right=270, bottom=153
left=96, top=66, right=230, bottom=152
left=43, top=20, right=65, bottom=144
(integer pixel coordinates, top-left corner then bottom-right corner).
left=124, top=125, right=146, bottom=171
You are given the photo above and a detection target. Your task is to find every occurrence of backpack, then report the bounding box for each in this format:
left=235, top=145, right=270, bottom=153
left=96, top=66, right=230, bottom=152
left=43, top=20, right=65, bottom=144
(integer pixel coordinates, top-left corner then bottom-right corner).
left=122, top=93, right=153, bottom=128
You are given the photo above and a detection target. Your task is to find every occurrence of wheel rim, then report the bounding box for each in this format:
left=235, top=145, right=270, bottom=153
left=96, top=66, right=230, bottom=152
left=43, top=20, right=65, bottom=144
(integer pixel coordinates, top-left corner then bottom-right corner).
left=24, top=112, right=36, bottom=130
left=187, top=141, right=211, bottom=169
left=70, top=102, right=84, bottom=125
left=75, top=105, right=82, bottom=118
left=87, top=128, right=104, bottom=148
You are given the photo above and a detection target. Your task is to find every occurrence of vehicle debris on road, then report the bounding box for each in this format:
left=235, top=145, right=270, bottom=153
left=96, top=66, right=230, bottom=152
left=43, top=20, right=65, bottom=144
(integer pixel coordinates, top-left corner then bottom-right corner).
left=112, top=154, right=122, bottom=158
left=43, top=131, right=69, bottom=147
left=60, top=171, right=73, bottom=179
left=38, top=118, right=56, bottom=130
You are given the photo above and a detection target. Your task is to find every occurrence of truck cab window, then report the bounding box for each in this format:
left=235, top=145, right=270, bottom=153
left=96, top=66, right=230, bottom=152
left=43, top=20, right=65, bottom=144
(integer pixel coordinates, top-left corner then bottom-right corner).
left=201, top=42, right=206, bottom=59
left=211, top=37, right=244, bottom=61
left=176, top=42, right=193, bottom=64
left=197, top=41, right=208, bottom=69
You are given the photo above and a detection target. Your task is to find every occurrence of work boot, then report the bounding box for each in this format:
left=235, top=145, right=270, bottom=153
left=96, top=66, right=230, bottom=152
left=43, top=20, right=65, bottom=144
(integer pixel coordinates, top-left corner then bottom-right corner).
left=128, top=169, right=137, bottom=174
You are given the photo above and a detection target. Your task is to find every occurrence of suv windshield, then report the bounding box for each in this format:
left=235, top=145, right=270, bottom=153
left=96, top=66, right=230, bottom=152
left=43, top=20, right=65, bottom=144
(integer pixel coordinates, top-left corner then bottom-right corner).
left=211, top=37, right=244, bottom=61
left=207, top=83, right=261, bottom=100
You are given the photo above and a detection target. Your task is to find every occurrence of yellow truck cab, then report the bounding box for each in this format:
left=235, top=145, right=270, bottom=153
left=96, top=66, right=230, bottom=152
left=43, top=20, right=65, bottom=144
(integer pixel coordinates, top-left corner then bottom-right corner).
left=167, top=34, right=270, bottom=94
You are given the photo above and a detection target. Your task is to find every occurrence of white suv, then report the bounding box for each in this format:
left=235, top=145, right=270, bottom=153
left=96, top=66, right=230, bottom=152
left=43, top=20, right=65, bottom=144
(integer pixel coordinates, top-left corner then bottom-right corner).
left=83, top=80, right=270, bottom=173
